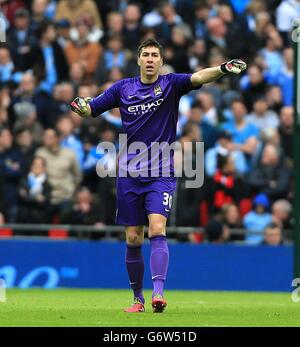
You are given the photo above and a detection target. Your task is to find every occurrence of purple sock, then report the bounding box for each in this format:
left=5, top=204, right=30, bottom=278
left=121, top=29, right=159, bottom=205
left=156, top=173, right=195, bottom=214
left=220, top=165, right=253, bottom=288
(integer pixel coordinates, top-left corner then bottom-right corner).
left=149, top=235, right=169, bottom=298
left=125, top=244, right=145, bottom=303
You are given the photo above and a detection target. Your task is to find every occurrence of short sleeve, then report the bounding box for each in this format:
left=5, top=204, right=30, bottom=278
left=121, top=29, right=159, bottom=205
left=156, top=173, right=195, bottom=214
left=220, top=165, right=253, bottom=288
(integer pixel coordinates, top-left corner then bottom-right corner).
left=89, top=80, right=124, bottom=117
left=168, top=73, right=202, bottom=97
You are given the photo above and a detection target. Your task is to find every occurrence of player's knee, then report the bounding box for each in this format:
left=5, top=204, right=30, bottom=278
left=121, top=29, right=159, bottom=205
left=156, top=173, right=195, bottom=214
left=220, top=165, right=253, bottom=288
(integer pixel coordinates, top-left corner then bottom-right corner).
left=148, top=222, right=166, bottom=238
left=126, top=231, right=143, bottom=246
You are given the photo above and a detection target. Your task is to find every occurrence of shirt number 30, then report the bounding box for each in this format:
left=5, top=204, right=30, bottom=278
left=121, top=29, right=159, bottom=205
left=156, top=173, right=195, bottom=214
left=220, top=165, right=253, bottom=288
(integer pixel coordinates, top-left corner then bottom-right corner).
left=163, top=192, right=173, bottom=210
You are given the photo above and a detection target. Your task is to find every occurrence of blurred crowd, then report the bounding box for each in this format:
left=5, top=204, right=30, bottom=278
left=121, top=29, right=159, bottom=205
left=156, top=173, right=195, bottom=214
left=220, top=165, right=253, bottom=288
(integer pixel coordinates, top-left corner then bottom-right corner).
left=0, top=0, right=297, bottom=245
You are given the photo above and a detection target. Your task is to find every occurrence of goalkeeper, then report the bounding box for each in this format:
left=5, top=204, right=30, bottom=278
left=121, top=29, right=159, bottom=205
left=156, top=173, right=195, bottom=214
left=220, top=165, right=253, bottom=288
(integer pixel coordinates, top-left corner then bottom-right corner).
left=70, top=38, right=246, bottom=313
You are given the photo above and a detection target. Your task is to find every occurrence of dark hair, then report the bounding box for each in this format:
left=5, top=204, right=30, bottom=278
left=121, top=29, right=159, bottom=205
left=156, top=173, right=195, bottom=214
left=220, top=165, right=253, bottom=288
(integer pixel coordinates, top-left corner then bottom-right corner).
left=205, top=220, right=224, bottom=242
left=36, top=20, right=54, bottom=40
left=264, top=222, right=282, bottom=233
left=217, top=154, right=230, bottom=170
left=32, top=156, right=46, bottom=167
left=138, top=39, right=163, bottom=57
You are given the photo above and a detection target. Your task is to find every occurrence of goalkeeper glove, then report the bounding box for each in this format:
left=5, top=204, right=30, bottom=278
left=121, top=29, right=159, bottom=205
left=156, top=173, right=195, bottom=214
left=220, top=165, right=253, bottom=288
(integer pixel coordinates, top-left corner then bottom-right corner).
left=70, top=97, right=92, bottom=118
left=220, top=59, right=247, bottom=74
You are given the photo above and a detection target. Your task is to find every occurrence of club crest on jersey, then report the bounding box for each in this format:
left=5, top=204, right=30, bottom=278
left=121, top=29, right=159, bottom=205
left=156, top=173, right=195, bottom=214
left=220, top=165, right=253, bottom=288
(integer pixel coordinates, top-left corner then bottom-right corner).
left=154, top=85, right=162, bottom=96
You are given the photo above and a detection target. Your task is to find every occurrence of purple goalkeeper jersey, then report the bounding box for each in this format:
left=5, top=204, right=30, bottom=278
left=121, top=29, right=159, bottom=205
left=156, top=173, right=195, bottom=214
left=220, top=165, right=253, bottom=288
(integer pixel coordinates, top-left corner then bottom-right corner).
left=89, top=73, right=201, bottom=179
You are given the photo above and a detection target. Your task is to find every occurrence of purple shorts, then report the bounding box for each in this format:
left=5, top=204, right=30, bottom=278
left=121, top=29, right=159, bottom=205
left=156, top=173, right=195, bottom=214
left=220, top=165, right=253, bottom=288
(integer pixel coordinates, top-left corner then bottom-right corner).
left=115, top=176, right=177, bottom=226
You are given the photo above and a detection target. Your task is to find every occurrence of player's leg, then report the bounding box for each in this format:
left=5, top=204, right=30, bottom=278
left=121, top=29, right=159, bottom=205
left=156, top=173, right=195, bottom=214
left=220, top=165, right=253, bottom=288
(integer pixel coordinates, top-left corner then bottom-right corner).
left=145, top=177, right=175, bottom=312
left=115, top=177, right=147, bottom=312
left=124, top=225, right=146, bottom=312
left=148, top=213, right=169, bottom=312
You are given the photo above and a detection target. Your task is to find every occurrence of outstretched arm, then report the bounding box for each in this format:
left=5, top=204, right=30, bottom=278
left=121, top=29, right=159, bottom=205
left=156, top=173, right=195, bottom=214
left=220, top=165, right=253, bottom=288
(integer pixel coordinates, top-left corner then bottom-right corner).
left=191, top=59, right=247, bottom=87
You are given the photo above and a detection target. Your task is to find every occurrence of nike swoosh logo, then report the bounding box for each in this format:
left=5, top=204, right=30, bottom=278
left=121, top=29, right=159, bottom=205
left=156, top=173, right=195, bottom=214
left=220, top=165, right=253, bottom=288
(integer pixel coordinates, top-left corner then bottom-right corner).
left=152, top=275, right=162, bottom=280
left=128, top=95, right=136, bottom=99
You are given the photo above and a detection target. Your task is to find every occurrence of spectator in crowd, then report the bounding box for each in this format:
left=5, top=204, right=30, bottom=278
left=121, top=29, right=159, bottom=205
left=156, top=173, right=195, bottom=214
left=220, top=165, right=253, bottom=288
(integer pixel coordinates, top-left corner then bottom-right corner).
left=157, top=1, right=183, bottom=42
left=181, top=100, right=218, bottom=150
left=205, top=16, right=228, bottom=56
left=261, top=222, right=284, bottom=246
left=188, top=38, right=208, bottom=72
left=16, top=156, right=51, bottom=224
left=271, top=199, right=293, bottom=230
left=276, top=0, right=300, bottom=46
left=205, top=219, right=230, bottom=244
left=265, top=85, right=283, bottom=114
left=122, top=4, right=142, bottom=53
left=196, top=91, right=218, bottom=126
left=248, top=143, right=291, bottom=201
left=206, top=154, right=248, bottom=215
left=243, top=193, right=273, bottom=244
left=221, top=99, right=259, bottom=162
left=55, top=19, right=71, bottom=48
left=205, top=130, right=248, bottom=177
left=14, top=127, right=36, bottom=173
left=258, top=29, right=283, bottom=78
left=246, top=97, right=279, bottom=132
left=193, top=1, right=209, bottom=40
left=95, top=34, right=130, bottom=85
left=278, top=106, right=293, bottom=162
left=166, top=24, right=192, bottom=73
left=275, top=47, right=294, bottom=107
left=13, top=101, right=43, bottom=145
left=61, top=186, right=105, bottom=226
left=33, top=20, right=69, bottom=93
left=56, top=115, right=84, bottom=169
left=48, top=82, right=75, bottom=128
left=11, top=71, right=52, bottom=128
left=221, top=203, right=244, bottom=241
left=31, top=0, right=53, bottom=30
left=0, top=47, right=19, bottom=85
left=102, top=11, right=124, bottom=46
left=7, top=8, right=37, bottom=71
left=0, top=127, right=24, bottom=222
left=55, top=0, right=102, bottom=28
left=35, top=128, right=82, bottom=221
left=241, top=64, right=270, bottom=111
left=64, top=17, right=102, bottom=79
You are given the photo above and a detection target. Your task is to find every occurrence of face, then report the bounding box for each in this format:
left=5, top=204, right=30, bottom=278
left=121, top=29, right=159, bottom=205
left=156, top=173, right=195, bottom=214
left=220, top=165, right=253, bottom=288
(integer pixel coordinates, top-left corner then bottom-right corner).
left=0, top=129, right=13, bottom=149
left=107, top=13, right=123, bottom=32
left=262, top=145, right=278, bottom=165
left=31, top=158, right=46, bottom=176
left=223, top=156, right=235, bottom=175
left=16, top=130, right=32, bottom=147
left=225, top=205, right=239, bottom=224
left=32, top=0, right=48, bottom=15
left=20, top=74, right=36, bottom=93
left=43, top=129, right=58, bottom=148
left=272, top=203, right=289, bottom=221
left=138, top=46, right=163, bottom=79
left=57, top=117, right=74, bottom=136
left=280, top=107, right=293, bottom=127
left=254, top=100, right=268, bottom=115
left=14, top=16, right=29, bottom=30
left=77, top=190, right=92, bottom=204
left=264, top=227, right=281, bottom=246
left=249, top=66, right=263, bottom=84
left=0, top=48, right=10, bottom=64
left=232, top=102, right=247, bottom=121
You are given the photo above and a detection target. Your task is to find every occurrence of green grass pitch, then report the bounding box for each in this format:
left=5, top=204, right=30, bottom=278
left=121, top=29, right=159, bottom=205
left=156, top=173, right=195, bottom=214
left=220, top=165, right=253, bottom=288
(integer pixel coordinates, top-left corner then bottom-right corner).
left=0, top=289, right=300, bottom=327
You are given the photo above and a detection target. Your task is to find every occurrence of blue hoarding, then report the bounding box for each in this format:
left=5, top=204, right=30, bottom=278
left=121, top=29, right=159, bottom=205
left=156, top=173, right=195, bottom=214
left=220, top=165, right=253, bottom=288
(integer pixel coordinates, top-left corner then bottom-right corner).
left=0, top=240, right=293, bottom=291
